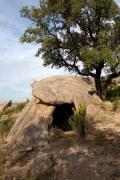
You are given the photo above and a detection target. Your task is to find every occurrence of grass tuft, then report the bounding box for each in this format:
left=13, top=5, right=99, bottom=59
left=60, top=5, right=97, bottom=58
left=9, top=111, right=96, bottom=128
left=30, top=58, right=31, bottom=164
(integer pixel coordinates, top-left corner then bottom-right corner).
left=106, top=87, right=120, bottom=111
left=0, top=100, right=29, bottom=144
left=112, top=100, right=120, bottom=111
left=107, top=87, right=120, bottom=102
left=0, top=118, right=14, bottom=144
left=69, top=104, right=86, bottom=139
left=0, top=100, right=29, bottom=118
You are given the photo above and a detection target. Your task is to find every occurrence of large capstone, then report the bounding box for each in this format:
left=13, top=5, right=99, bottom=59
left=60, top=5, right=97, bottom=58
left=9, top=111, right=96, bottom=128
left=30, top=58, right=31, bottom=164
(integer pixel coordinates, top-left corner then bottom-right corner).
left=32, top=76, right=92, bottom=105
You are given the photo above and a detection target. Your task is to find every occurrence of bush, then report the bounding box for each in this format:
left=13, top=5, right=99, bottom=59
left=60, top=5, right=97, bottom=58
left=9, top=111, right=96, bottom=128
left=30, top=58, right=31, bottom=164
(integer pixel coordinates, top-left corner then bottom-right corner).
left=0, top=101, right=29, bottom=117
left=0, top=119, right=14, bottom=136
left=69, top=104, right=86, bottom=139
left=106, top=87, right=120, bottom=111
left=107, top=87, right=120, bottom=102
left=112, top=100, right=120, bottom=111
left=0, top=118, right=14, bottom=144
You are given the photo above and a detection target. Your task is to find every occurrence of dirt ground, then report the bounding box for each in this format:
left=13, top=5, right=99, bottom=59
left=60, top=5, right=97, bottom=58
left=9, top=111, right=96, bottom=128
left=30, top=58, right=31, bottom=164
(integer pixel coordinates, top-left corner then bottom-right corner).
left=49, top=134, right=120, bottom=180
left=0, top=107, right=120, bottom=180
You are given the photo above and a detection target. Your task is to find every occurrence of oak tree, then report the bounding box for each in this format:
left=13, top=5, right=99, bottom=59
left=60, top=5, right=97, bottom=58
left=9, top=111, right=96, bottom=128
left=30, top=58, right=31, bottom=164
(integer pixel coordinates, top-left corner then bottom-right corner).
left=20, top=0, right=120, bottom=100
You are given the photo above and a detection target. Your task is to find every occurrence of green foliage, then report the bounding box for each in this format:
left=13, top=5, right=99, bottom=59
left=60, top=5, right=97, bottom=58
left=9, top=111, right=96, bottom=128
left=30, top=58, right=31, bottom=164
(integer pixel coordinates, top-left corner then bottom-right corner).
left=20, top=0, right=120, bottom=99
left=69, top=104, right=86, bottom=139
left=0, top=100, right=28, bottom=144
left=0, top=101, right=28, bottom=118
left=0, top=118, right=14, bottom=145
left=106, top=86, right=120, bottom=111
left=112, top=100, right=120, bottom=111
left=107, top=87, right=120, bottom=101
left=0, top=119, right=13, bottom=136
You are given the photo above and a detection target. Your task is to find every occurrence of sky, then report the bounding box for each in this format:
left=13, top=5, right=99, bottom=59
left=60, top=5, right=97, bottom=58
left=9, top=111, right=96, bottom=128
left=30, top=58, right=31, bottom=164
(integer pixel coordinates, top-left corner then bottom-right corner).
left=0, top=0, right=69, bottom=102
left=0, top=0, right=120, bottom=102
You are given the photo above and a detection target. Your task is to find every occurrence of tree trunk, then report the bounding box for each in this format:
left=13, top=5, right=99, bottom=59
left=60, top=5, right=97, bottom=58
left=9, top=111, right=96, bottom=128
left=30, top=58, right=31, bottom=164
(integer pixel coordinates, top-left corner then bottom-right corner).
left=95, top=76, right=108, bottom=100
left=100, top=88, right=108, bottom=101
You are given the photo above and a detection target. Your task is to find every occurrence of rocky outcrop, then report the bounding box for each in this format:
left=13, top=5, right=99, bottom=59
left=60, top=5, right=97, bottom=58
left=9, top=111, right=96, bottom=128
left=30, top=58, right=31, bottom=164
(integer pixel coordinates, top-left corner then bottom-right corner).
left=7, top=76, right=101, bottom=148
left=74, top=93, right=102, bottom=110
left=7, top=98, right=55, bottom=146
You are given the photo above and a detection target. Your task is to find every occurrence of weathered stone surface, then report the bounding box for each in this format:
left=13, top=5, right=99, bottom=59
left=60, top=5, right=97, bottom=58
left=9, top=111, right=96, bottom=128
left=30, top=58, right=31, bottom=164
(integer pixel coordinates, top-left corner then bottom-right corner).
left=7, top=76, right=101, bottom=148
left=86, top=104, right=101, bottom=123
left=81, top=76, right=95, bottom=87
left=7, top=98, right=55, bottom=146
left=101, top=101, right=113, bottom=111
left=74, top=94, right=102, bottom=110
left=86, top=104, right=101, bottom=122
left=85, top=104, right=101, bottom=133
left=32, top=76, right=91, bottom=105
left=0, top=100, right=12, bottom=113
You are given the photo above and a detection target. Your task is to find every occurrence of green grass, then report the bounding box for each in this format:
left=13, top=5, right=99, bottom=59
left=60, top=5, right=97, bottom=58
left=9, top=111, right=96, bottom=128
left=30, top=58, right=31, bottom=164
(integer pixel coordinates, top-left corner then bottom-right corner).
left=112, top=100, right=120, bottom=111
left=0, top=119, right=14, bottom=135
left=0, top=100, right=29, bottom=144
left=0, top=118, right=14, bottom=144
left=0, top=101, right=28, bottom=118
left=4, top=101, right=28, bottom=114
left=107, top=87, right=120, bottom=111
left=69, top=104, right=86, bottom=139
left=107, top=87, right=120, bottom=102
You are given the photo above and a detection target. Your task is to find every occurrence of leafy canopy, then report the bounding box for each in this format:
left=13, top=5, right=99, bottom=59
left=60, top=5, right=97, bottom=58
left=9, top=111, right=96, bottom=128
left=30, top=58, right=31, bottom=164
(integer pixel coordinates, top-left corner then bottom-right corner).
left=20, top=0, right=120, bottom=98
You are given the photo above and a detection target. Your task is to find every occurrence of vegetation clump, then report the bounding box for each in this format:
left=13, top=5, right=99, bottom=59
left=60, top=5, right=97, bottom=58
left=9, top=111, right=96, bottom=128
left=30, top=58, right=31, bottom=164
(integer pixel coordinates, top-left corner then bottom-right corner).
left=0, top=100, right=28, bottom=118
left=107, top=87, right=120, bottom=111
left=0, top=119, right=13, bottom=136
left=0, top=100, right=29, bottom=144
left=107, top=87, right=120, bottom=102
left=0, top=118, right=14, bottom=144
left=112, top=100, right=120, bottom=111
left=69, top=104, right=86, bottom=139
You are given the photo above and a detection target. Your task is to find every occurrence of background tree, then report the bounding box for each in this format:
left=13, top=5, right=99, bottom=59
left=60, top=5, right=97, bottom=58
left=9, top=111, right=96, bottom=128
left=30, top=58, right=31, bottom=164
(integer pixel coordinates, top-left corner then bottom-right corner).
left=20, top=0, right=120, bottom=100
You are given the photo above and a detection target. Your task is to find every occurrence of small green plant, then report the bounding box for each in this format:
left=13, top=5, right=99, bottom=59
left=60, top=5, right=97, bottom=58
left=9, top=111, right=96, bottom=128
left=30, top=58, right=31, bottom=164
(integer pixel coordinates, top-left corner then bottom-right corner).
left=112, top=100, right=120, bottom=111
left=0, top=101, right=28, bottom=145
left=0, top=118, right=14, bottom=144
left=107, top=87, right=120, bottom=102
left=0, top=100, right=29, bottom=118
left=0, top=119, right=14, bottom=136
left=69, top=104, right=86, bottom=139
left=106, top=86, right=120, bottom=111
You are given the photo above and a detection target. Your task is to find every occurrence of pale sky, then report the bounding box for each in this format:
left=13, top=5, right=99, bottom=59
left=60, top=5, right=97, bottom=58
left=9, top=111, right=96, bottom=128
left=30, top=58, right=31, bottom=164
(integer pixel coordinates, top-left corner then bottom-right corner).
left=0, top=0, right=120, bottom=102
left=0, top=0, right=68, bottom=102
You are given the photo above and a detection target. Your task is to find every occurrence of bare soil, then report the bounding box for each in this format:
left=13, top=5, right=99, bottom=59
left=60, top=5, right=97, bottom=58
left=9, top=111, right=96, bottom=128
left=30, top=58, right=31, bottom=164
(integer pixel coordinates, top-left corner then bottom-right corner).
left=0, top=109, right=120, bottom=180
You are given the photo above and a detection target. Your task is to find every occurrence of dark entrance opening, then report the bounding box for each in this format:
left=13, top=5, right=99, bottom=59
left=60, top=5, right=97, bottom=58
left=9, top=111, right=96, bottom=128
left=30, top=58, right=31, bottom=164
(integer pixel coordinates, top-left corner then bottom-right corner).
left=52, top=103, right=74, bottom=131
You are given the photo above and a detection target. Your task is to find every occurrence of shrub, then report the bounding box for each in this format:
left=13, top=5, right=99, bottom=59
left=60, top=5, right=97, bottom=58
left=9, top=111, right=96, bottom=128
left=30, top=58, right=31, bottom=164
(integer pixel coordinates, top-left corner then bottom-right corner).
left=69, top=104, right=86, bottom=139
left=106, top=87, right=120, bottom=111
left=1, top=100, right=28, bottom=116
left=107, top=87, right=120, bottom=102
left=112, top=100, right=120, bottom=111
left=15, top=100, right=29, bottom=112
left=0, top=119, right=13, bottom=136
left=0, top=118, right=14, bottom=144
